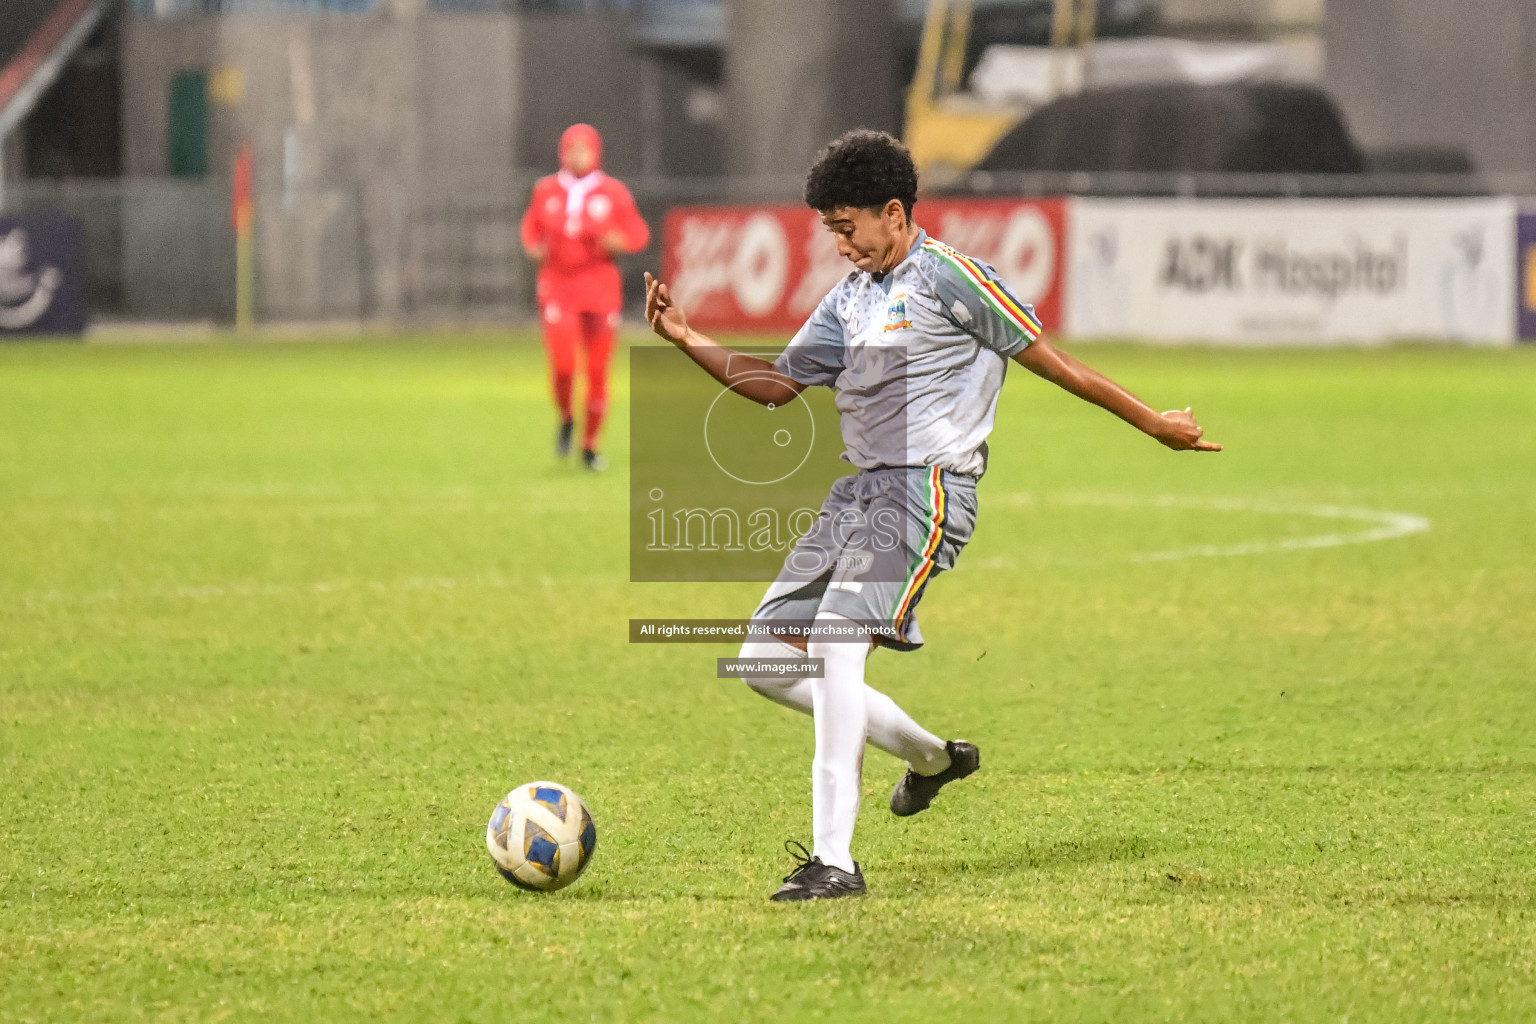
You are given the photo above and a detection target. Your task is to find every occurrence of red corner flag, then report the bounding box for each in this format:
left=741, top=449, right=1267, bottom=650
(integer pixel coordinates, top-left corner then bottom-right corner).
left=232, top=144, right=253, bottom=233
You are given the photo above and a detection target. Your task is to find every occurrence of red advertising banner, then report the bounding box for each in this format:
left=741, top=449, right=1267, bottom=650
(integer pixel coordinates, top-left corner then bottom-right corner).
left=662, top=197, right=1067, bottom=334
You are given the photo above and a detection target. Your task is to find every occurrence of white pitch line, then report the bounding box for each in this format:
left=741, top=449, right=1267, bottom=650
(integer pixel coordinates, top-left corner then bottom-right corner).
left=9, top=494, right=1431, bottom=603
left=981, top=492, right=1431, bottom=565
left=14, top=573, right=616, bottom=608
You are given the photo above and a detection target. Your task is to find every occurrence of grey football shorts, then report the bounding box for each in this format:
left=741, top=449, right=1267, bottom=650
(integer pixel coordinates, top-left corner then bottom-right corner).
left=749, top=465, right=978, bottom=651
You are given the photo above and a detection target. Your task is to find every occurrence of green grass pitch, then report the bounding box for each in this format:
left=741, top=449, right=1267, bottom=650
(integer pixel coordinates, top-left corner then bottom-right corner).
left=2, top=332, right=1535, bottom=1022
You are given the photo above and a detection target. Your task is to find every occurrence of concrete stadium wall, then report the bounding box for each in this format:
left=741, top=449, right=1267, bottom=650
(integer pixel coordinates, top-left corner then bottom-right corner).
left=723, top=0, right=901, bottom=178
left=120, top=12, right=652, bottom=186
left=119, top=10, right=650, bottom=320
left=122, top=14, right=512, bottom=319
left=514, top=13, right=644, bottom=178
left=1325, top=0, right=1536, bottom=184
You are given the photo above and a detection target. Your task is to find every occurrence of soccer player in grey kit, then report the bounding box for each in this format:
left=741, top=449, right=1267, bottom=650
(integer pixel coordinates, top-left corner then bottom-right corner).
left=645, top=130, right=1220, bottom=901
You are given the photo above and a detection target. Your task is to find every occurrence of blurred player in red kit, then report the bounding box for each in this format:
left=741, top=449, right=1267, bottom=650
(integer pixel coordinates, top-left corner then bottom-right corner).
left=521, top=123, right=650, bottom=470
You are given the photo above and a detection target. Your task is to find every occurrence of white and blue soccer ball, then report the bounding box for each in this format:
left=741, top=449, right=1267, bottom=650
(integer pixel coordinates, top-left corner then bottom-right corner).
left=486, top=781, right=597, bottom=892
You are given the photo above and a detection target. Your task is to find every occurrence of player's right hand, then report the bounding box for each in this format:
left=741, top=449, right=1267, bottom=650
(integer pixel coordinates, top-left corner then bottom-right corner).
left=1155, top=407, right=1222, bottom=451
left=644, top=272, right=691, bottom=347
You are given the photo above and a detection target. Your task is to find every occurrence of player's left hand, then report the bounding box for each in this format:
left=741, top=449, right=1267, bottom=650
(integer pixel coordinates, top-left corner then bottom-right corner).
left=600, top=231, right=630, bottom=254
left=1155, top=407, right=1222, bottom=451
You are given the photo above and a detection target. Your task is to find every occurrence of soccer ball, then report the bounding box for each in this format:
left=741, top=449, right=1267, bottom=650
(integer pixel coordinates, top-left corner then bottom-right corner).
left=486, top=781, right=597, bottom=892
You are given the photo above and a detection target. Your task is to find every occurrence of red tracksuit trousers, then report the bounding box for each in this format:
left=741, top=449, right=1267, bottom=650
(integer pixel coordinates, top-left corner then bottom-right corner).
left=542, top=303, right=614, bottom=451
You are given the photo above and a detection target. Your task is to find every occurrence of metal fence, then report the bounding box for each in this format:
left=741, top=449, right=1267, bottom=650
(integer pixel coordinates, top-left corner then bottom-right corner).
left=402, top=197, right=529, bottom=321
left=132, top=0, right=373, bottom=13
left=4, top=170, right=1532, bottom=327
left=3, top=177, right=235, bottom=321
left=2, top=177, right=370, bottom=324
left=129, top=0, right=636, bottom=14
left=1, top=175, right=542, bottom=325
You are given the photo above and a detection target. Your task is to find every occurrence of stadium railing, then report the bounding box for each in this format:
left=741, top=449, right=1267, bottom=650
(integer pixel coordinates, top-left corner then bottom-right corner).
left=941, top=169, right=1535, bottom=199
left=131, top=0, right=374, bottom=14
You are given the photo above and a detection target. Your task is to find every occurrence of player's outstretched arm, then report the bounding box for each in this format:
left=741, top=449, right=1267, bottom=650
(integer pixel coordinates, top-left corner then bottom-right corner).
left=1014, top=336, right=1221, bottom=452
left=644, top=272, right=805, bottom=408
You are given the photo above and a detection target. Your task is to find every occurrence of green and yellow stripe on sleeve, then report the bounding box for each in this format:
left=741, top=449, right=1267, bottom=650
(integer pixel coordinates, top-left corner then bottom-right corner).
left=922, top=238, right=1043, bottom=342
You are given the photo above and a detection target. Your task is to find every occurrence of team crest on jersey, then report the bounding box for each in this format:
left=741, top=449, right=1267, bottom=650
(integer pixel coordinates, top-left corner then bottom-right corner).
left=586, top=194, right=612, bottom=220
left=883, top=292, right=911, bottom=332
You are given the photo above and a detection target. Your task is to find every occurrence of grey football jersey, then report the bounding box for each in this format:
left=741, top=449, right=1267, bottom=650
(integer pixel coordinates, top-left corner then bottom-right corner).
left=773, top=230, right=1043, bottom=477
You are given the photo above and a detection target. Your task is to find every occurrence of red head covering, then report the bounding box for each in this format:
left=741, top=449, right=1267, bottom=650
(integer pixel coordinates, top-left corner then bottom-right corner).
left=559, top=123, right=603, bottom=171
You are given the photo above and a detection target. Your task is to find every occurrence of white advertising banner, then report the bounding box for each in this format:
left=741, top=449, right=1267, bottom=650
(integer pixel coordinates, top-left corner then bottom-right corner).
left=1066, top=198, right=1517, bottom=344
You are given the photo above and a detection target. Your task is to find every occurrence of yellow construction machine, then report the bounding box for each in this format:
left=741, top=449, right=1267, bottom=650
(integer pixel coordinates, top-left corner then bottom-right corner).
left=904, top=0, right=1097, bottom=181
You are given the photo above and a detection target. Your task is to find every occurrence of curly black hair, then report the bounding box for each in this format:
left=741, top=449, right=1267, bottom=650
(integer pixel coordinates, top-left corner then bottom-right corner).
left=803, top=129, right=918, bottom=220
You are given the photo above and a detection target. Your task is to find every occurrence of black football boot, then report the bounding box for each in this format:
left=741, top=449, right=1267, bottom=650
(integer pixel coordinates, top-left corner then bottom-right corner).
left=769, top=841, right=867, bottom=902
left=889, top=740, right=980, bottom=817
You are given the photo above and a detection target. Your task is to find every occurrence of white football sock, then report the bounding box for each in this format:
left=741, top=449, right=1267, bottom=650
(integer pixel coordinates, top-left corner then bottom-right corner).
left=864, top=688, right=951, bottom=776
left=736, top=637, right=815, bottom=713
left=807, top=612, right=870, bottom=874
left=735, top=637, right=950, bottom=774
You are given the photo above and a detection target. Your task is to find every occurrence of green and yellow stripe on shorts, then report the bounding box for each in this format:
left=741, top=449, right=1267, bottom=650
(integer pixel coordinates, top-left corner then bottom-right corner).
left=891, top=466, right=948, bottom=637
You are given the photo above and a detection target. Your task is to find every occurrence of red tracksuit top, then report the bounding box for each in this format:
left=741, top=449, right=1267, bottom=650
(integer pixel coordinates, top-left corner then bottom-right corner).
left=521, top=171, right=650, bottom=314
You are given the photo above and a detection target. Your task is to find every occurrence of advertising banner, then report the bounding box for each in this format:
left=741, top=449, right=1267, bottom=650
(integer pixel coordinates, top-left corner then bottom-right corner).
left=661, top=197, right=1067, bottom=334
left=1518, top=211, right=1536, bottom=341
left=1066, top=198, right=1517, bottom=344
left=0, top=210, right=87, bottom=337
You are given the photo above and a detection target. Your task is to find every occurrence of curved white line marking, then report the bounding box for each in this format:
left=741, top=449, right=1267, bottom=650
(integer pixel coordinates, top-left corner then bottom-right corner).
left=985, top=492, right=1431, bottom=564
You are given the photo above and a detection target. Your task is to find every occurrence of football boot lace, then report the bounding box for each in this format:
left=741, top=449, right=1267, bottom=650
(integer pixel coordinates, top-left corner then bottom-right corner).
left=779, top=840, right=817, bottom=885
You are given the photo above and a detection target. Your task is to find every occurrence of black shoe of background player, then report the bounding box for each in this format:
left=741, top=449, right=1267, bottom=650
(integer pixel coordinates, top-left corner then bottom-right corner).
left=890, top=740, right=980, bottom=817
left=582, top=448, right=607, bottom=472
left=768, top=840, right=866, bottom=901
left=556, top=419, right=574, bottom=458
